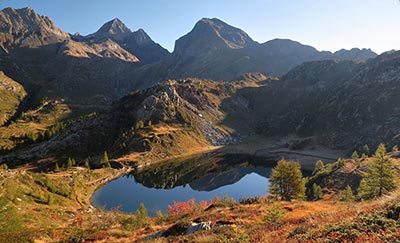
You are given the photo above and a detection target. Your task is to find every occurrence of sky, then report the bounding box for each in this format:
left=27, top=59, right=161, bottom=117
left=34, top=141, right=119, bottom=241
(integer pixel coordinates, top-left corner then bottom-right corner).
left=0, top=0, right=399, bottom=54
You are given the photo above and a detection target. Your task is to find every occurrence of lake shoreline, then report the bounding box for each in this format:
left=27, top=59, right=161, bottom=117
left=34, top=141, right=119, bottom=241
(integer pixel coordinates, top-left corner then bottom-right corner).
left=89, top=136, right=344, bottom=213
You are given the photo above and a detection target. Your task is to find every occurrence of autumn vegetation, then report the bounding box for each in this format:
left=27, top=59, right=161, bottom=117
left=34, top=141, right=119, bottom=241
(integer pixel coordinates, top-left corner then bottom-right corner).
left=0, top=143, right=400, bottom=242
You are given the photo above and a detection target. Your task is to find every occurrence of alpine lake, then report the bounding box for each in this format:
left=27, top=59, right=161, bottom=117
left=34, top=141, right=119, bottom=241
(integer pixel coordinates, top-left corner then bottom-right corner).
left=91, top=153, right=287, bottom=216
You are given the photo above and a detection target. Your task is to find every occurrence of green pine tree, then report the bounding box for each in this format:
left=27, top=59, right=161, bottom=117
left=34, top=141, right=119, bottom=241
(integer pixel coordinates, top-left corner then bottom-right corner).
left=84, top=159, right=90, bottom=170
left=102, top=151, right=111, bottom=168
left=351, top=151, right=359, bottom=160
left=136, top=203, right=149, bottom=226
left=363, top=144, right=370, bottom=156
left=336, top=158, right=345, bottom=168
left=269, top=159, right=306, bottom=201
left=312, top=160, right=324, bottom=175
left=312, top=183, right=323, bottom=200
left=339, top=185, right=355, bottom=202
left=54, top=163, right=60, bottom=172
left=358, top=143, right=397, bottom=199
left=361, top=153, right=368, bottom=160
left=67, top=158, right=73, bottom=168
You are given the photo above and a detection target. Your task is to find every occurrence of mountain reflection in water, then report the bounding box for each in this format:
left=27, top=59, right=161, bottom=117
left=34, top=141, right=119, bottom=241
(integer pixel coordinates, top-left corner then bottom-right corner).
left=91, top=153, right=274, bottom=215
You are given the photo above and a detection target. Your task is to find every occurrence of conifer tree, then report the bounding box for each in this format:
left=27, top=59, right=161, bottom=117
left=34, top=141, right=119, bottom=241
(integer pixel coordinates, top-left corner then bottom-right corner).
left=361, top=153, right=368, bottom=160
left=67, top=158, right=73, bottom=168
left=269, top=159, right=306, bottom=201
left=84, top=159, right=90, bottom=170
left=312, top=183, right=323, bottom=200
left=363, top=144, right=370, bottom=156
left=102, top=151, right=111, bottom=168
left=336, top=158, right=345, bottom=168
left=136, top=203, right=149, bottom=226
left=351, top=151, right=360, bottom=160
left=339, top=185, right=355, bottom=202
left=358, top=143, right=396, bottom=199
left=54, top=163, right=60, bottom=172
left=312, top=160, right=324, bottom=175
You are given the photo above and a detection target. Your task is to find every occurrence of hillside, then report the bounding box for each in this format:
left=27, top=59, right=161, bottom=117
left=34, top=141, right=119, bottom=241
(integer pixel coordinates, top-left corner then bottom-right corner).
left=3, top=48, right=400, bottom=167
left=242, top=50, right=400, bottom=151
left=0, top=71, right=26, bottom=126
left=0, top=78, right=264, bottom=168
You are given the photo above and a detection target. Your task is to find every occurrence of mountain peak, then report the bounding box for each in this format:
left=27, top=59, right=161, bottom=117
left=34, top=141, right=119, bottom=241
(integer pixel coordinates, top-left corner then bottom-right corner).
left=95, top=18, right=132, bottom=41
left=332, top=48, right=377, bottom=61
left=132, top=28, right=151, bottom=45
left=174, top=17, right=255, bottom=55
left=195, top=17, right=254, bottom=49
left=0, top=7, right=70, bottom=48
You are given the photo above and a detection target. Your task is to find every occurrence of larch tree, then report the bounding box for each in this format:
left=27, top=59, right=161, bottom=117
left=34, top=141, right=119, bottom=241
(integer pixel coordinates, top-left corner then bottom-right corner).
left=312, top=160, right=324, bottom=175
left=269, top=159, right=306, bottom=201
left=358, top=143, right=397, bottom=199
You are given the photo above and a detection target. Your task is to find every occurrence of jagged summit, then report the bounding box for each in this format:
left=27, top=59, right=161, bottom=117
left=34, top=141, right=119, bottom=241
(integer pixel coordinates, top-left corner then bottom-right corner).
left=0, top=7, right=70, bottom=48
left=93, top=18, right=132, bottom=41
left=332, top=48, right=377, bottom=61
left=132, top=28, right=152, bottom=45
left=81, top=18, right=169, bottom=64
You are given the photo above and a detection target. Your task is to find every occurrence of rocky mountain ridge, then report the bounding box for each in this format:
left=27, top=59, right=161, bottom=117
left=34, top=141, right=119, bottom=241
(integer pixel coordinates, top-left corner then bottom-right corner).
left=153, top=18, right=378, bottom=81
left=0, top=7, right=378, bottom=106
left=0, top=7, right=70, bottom=50
left=245, top=50, right=400, bottom=150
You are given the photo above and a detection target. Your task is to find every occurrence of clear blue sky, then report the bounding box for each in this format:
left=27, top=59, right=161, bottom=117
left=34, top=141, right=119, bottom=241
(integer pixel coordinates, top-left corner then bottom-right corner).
left=1, top=0, right=399, bottom=54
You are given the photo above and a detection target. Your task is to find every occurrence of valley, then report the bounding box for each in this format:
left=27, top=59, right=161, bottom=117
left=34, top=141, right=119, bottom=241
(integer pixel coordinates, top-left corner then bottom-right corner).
left=0, top=5, right=400, bottom=243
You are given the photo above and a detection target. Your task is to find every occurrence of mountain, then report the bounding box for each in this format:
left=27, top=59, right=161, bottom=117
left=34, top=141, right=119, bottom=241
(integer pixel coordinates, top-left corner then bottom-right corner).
left=2, top=51, right=400, bottom=165
left=80, top=18, right=169, bottom=64
left=174, top=18, right=256, bottom=53
left=246, top=50, right=400, bottom=150
left=0, top=7, right=381, bottom=123
left=331, top=48, right=377, bottom=61
left=86, top=18, right=131, bottom=42
left=0, top=8, right=169, bottom=105
left=0, top=7, right=69, bottom=50
left=140, top=18, right=377, bottom=82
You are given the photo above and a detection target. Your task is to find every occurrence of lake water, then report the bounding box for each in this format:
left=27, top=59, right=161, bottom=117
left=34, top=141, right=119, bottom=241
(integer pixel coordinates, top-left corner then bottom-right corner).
left=91, top=153, right=274, bottom=216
